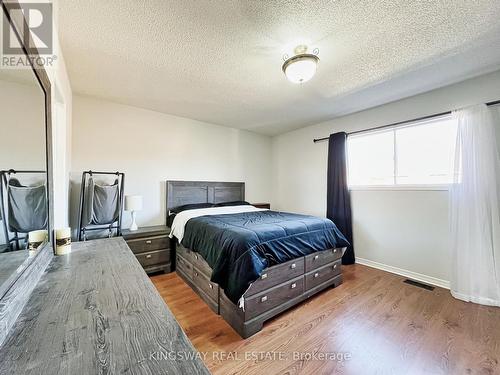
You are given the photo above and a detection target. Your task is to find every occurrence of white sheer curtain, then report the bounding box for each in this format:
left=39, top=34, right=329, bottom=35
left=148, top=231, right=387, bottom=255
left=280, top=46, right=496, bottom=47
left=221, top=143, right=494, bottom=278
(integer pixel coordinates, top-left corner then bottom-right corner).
left=450, top=104, right=500, bottom=306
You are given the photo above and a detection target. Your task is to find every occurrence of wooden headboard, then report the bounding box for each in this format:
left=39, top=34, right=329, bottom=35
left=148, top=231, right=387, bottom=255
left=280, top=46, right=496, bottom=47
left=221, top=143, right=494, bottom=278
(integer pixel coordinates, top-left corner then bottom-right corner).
left=166, top=180, right=245, bottom=214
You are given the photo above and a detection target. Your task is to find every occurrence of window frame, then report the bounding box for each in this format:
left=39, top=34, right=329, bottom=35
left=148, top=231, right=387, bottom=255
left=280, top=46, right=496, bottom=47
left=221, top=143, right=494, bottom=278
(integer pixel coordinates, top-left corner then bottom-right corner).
left=346, top=114, right=456, bottom=191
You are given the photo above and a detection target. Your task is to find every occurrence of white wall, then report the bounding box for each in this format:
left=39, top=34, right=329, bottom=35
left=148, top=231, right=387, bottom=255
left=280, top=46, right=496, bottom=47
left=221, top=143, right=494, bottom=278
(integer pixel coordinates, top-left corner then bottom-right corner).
left=0, top=80, right=45, bottom=170
left=272, top=69, right=500, bottom=286
left=71, top=96, right=272, bottom=231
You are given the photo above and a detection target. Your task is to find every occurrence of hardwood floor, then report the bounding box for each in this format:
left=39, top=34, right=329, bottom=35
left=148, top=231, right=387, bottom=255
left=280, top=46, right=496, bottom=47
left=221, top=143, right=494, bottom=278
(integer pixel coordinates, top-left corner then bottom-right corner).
left=151, top=264, right=500, bottom=375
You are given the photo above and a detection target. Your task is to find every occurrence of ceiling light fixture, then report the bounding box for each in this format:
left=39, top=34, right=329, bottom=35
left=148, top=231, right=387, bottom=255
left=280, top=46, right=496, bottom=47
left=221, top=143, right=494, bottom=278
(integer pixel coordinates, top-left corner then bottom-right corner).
left=282, top=45, right=319, bottom=84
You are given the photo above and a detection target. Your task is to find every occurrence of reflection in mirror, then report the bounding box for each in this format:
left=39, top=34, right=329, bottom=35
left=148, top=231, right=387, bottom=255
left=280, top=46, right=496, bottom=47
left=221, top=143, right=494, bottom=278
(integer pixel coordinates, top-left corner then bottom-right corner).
left=0, top=41, right=47, bottom=289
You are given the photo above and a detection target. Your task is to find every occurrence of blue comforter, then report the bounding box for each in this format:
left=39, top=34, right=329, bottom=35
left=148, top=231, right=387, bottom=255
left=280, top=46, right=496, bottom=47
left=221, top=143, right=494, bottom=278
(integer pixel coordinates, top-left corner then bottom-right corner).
left=181, top=210, right=350, bottom=304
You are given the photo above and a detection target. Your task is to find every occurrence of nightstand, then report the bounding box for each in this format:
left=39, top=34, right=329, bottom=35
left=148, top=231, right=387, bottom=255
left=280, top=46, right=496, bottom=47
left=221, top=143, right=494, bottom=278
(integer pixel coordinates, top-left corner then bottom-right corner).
left=252, top=203, right=271, bottom=209
left=122, top=225, right=172, bottom=274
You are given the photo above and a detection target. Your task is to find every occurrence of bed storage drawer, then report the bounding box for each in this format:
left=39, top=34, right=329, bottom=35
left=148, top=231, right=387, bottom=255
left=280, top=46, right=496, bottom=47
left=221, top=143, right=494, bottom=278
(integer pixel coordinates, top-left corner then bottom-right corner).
left=177, top=244, right=194, bottom=261
left=176, top=254, right=193, bottom=280
left=177, top=246, right=212, bottom=277
left=305, top=248, right=342, bottom=272
left=192, top=252, right=212, bottom=277
left=193, top=266, right=218, bottom=301
left=136, top=249, right=170, bottom=268
left=127, top=235, right=170, bottom=254
left=245, top=276, right=304, bottom=320
left=305, top=259, right=341, bottom=290
left=246, top=258, right=305, bottom=296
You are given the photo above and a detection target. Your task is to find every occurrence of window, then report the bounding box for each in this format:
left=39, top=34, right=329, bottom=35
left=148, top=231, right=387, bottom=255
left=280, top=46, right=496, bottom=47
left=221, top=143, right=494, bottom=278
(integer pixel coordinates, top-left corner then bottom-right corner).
left=347, top=116, right=458, bottom=188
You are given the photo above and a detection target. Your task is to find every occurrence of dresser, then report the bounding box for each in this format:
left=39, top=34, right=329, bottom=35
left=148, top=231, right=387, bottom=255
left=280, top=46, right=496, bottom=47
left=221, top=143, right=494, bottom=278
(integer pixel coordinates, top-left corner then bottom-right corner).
left=122, top=225, right=172, bottom=274
left=0, top=238, right=210, bottom=374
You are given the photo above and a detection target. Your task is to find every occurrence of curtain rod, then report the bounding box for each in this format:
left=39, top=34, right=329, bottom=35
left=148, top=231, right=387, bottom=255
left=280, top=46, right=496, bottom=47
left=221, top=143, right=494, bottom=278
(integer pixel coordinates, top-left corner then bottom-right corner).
left=313, top=99, right=500, bottom=143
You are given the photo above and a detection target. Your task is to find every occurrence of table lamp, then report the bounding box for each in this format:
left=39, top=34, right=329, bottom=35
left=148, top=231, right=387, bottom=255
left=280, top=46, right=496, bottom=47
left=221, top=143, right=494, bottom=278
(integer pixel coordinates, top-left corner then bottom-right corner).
left=125, top=195, right=143, bottom=231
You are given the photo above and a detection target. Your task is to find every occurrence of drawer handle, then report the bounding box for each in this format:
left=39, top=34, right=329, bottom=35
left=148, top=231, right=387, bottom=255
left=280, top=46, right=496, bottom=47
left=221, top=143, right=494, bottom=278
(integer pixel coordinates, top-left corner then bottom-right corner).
left=145, top=254, right=152, bottom=259
left=291, top=283, right=296, bottom=289
left=333, top=264, right=338, bottom=269
left=290, top=263, right=296, bottom=269
left=195, top=255, right=199, bottom=260
left=314, top=272, right=319, bottom=278
left=145, top=240, right=152, bottom=244
left=314, top=255, right=319, bottom=260
left=194, top=271, right=198, bottom=277
left=260, top=296, right=268, bottom=302
left=333, top=249, right=337, bottom=253
left=209, top=283, right=213, bottom=289
left=261, top=273, right=268, bottom=280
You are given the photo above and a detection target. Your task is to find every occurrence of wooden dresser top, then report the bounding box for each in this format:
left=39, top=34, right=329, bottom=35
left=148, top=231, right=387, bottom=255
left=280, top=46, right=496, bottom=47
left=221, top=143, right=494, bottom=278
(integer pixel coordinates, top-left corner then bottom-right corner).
left=122, top=225, right=170, bottom=240
left=0, top=237, right=209, bottom=375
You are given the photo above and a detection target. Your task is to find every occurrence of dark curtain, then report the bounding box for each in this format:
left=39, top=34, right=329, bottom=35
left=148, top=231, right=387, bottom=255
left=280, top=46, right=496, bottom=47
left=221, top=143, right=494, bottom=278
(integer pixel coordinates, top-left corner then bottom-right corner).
left=327, top=132, right=355, bottom=264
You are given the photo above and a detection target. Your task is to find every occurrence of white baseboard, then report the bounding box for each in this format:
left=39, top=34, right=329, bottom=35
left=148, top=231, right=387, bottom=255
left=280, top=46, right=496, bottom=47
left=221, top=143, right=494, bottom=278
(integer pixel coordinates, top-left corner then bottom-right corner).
left=356, top=257, right=450, bottom=290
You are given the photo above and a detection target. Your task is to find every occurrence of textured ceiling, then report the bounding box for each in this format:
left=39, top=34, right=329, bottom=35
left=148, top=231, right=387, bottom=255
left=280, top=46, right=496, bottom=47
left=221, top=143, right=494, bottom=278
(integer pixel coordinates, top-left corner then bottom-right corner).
left=57, top=0, right=500, bottom=135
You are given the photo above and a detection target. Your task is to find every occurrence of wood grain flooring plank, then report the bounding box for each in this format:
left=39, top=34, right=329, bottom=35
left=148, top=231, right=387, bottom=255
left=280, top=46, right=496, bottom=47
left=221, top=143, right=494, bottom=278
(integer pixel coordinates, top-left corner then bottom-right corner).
left=152, top=264, right=500, bottom=375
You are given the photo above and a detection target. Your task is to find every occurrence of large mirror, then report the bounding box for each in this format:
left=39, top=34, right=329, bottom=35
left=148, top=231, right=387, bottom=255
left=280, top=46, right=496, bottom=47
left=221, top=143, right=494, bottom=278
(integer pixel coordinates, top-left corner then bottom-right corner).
left=0, top=6, right=49, bottom=294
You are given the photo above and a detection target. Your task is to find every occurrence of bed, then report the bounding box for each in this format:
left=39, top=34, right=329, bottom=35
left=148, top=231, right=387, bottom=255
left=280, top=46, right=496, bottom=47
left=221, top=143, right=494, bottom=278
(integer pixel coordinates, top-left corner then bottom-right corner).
left=166, top=180, right=349, bottom=338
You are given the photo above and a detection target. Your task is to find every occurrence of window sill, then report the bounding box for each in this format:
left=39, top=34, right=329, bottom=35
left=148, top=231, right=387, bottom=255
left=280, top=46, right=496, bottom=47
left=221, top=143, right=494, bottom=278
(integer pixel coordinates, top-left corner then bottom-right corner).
left=349, top=185, right=451, bottom=192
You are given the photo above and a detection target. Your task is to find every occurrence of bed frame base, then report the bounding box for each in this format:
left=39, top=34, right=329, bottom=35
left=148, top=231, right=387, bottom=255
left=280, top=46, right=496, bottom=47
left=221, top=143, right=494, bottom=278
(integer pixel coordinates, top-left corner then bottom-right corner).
left=175, top=244, right=344, bottom=338
left=219, top=274, right=343, bottom=338
left=177, top=266, right=219, bottom=314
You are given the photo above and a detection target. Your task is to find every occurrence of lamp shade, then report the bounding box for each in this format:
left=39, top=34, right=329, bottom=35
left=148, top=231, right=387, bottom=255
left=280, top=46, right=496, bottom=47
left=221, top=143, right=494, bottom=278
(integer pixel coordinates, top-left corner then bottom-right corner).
left=282, top=53, right=319, bottom=84
left=125, top=195, right=143, bottom=211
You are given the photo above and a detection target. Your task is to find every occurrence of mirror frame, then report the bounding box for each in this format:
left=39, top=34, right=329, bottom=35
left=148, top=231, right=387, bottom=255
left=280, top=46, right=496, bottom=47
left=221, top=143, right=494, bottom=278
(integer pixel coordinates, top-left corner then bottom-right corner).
left=0, top=0, right=54, bottom=298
